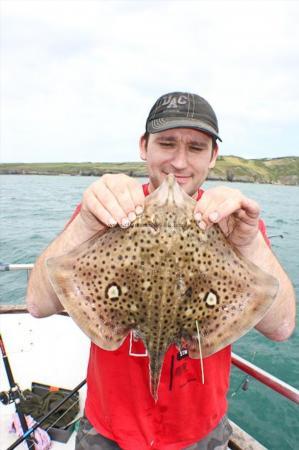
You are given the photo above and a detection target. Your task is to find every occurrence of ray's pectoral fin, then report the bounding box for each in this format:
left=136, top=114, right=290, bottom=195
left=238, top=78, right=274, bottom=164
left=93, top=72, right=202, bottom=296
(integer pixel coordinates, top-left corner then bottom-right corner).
left=186, top=254, right=279, bottom=359
left=46, top=231, right=132, bottom=351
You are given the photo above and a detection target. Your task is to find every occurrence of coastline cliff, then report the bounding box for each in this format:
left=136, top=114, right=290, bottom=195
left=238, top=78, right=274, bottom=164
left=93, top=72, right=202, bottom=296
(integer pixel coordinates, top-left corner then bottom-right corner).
left=0, top=156, right=298, bottom=185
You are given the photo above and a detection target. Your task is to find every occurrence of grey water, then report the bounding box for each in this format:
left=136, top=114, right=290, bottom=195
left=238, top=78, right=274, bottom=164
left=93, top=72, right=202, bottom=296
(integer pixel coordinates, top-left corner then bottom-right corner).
left=0, top=175, right=298, bottom=449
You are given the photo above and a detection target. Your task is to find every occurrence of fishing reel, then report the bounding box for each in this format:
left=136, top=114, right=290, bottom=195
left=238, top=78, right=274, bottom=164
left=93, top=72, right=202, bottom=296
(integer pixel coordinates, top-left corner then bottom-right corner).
left=0, top=389, right=14, bottom=405
left=0, top=384, right=24, bottom=405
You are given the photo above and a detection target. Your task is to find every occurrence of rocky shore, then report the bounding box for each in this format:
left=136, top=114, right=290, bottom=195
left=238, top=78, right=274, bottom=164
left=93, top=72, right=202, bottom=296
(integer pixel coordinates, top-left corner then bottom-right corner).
left=0, top=156, right=298, bottom=185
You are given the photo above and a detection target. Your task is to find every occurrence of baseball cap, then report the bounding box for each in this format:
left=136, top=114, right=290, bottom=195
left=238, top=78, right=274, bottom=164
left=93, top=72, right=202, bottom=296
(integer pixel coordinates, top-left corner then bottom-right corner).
left=145, top=91, right=222, bottom=141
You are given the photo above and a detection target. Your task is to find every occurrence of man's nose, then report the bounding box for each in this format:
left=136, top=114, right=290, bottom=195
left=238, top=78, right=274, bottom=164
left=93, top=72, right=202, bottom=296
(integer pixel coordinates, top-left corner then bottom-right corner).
left=170, top=147, right=188, bottom=169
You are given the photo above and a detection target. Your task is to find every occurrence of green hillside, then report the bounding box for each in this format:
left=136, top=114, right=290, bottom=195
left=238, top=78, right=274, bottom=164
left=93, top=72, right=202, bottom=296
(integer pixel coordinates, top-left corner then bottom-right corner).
left=0, top=156, right=298, bottom=185
left=209, top=156, right=299, bottom=184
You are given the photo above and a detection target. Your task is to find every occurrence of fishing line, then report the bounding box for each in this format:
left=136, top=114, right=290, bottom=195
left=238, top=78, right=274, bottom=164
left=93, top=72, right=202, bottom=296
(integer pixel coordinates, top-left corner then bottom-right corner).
left=45, top=398, right=80, bottom=431
left=231, top=351, right=256, bottom=398
left=195, top=320, right=205, bottom=384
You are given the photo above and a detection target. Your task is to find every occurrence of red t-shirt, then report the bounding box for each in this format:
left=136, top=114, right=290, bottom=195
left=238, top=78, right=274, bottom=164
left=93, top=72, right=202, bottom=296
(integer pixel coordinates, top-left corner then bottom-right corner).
left=68, top=184, right=269, bottom=450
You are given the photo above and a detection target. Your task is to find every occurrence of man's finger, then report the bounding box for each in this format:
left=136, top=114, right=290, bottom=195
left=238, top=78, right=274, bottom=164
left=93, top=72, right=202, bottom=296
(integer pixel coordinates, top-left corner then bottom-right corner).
left=205, top=197, right=260, bottom=228
left=107, top=184, right=137, bottom=219
left=128, top=181, right=145, bottom=215
left=103, top=175, right=144, bottom=220
left=193, top=192, right=215, bottom=223
left=240, top=197, right=261, bottom=219
left=83, top=191, right=118, bottom=227
left=93, top=184, right=132, bottom=228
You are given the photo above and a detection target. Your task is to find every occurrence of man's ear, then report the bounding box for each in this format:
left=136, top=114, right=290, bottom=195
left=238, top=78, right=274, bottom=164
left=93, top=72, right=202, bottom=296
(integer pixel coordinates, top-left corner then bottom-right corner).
left=139, top=135, right=147, bottom=161
left=209, top=144, right=219, bottom=169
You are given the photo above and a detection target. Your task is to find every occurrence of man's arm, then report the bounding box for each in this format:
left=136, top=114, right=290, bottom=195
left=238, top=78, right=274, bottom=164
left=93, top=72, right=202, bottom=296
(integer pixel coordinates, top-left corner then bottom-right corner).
left=26, top=174, right=145, bottom=317
left=194, top=186, right=296, bottom=342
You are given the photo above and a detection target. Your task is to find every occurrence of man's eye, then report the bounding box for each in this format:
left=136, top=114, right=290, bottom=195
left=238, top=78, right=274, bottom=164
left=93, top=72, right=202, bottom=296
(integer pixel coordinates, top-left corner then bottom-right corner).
left=160, top=142, right=174, bottom=147
left=190, top=146, right=203, bottom=152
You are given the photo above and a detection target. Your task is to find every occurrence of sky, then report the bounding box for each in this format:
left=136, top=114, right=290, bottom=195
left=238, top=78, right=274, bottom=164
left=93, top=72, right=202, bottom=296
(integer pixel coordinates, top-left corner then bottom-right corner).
left=1, top=0, right=299, bottom=163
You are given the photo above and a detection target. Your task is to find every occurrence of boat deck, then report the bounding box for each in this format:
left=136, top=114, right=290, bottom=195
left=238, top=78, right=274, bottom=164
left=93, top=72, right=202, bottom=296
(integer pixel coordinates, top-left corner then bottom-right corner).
left=0, top=313, right=90, bottom=449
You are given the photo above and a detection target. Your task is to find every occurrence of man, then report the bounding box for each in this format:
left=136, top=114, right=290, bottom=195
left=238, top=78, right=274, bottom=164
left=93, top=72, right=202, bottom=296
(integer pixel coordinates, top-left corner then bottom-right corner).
left=26, top=92, right=296, bottom=450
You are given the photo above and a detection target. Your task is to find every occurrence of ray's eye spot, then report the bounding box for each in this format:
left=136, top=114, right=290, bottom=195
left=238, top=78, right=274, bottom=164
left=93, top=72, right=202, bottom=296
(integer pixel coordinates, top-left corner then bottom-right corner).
left=204, top=290, right=219, bottom=308
left=105, top=283, right=122, bottom=300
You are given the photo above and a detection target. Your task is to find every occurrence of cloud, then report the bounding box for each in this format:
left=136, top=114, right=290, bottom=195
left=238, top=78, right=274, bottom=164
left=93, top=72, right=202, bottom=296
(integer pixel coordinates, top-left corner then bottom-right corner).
left=1, top=0, right=299, bottom=162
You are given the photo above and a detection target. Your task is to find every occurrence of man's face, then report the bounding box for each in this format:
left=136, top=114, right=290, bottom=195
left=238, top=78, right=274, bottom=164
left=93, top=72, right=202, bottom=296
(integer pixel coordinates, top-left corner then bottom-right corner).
left=139, top=128, right=218, bottom=197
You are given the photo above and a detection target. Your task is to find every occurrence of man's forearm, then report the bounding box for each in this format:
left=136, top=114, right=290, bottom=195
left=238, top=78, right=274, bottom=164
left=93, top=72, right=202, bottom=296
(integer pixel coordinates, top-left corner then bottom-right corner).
left=239, top=232, right=296, bottom=341
left=26, top=214, right=103, bottom=317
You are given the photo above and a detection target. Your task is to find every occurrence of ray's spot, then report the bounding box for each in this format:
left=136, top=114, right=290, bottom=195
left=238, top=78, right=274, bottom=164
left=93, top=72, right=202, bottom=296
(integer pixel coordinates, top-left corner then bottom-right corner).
left=204, top=290, right=219, bottom=308
left=105, top=283, right=122, bottom=300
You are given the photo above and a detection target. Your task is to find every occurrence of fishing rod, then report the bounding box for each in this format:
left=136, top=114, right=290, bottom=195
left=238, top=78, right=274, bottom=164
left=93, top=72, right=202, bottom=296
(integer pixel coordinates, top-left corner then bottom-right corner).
left=0, top=333, right=35, bottom=450
left=6, top=379, right=86, bottom=450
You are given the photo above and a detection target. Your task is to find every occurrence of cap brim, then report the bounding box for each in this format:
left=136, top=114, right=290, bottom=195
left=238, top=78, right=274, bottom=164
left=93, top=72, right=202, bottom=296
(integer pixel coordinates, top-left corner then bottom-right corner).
left=147, top=117, right=222, bottom=142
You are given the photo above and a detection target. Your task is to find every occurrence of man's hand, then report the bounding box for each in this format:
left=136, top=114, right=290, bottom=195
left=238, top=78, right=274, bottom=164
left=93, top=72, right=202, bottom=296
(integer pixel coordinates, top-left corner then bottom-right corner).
left=26, top=174, right=145, bottom=318
left=80, top=174, right=145, bottom=233
left=193, top=185, right=296, bottom=341
left=194, top=186, right=261, bottom=249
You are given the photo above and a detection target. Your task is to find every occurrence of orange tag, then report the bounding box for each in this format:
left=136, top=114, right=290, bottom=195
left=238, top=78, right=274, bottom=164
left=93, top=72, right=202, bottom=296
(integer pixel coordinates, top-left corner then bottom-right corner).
left=49, top=386, right=59, bottom=392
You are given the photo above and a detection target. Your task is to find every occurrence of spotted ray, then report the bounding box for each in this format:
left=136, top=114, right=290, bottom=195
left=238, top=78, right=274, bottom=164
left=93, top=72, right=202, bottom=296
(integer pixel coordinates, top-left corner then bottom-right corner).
left=46, top=175, right=279, bottom=400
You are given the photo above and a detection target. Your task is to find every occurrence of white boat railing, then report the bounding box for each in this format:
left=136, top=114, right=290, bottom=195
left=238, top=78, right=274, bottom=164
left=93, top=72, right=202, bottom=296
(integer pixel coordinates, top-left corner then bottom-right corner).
left=0, top=263, right=34, bottom=272
left=1, top=263, right=298, bottom=405
left=232, top=353, right=299, bottom=404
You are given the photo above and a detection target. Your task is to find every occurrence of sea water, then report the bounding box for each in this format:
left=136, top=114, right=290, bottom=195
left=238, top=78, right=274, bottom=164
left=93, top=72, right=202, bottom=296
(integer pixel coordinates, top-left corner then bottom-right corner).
left=0, top=175, right=298, bottom=449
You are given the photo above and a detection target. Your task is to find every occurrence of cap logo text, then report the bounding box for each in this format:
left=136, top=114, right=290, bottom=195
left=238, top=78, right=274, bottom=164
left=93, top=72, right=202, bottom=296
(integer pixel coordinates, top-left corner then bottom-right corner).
left=161, top=95, right=188, bottom=109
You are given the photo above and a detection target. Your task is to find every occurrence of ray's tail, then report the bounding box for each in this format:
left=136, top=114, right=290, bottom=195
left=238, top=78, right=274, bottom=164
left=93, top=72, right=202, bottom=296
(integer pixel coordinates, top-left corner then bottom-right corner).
left=148, top=351, right=165, bottom=401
